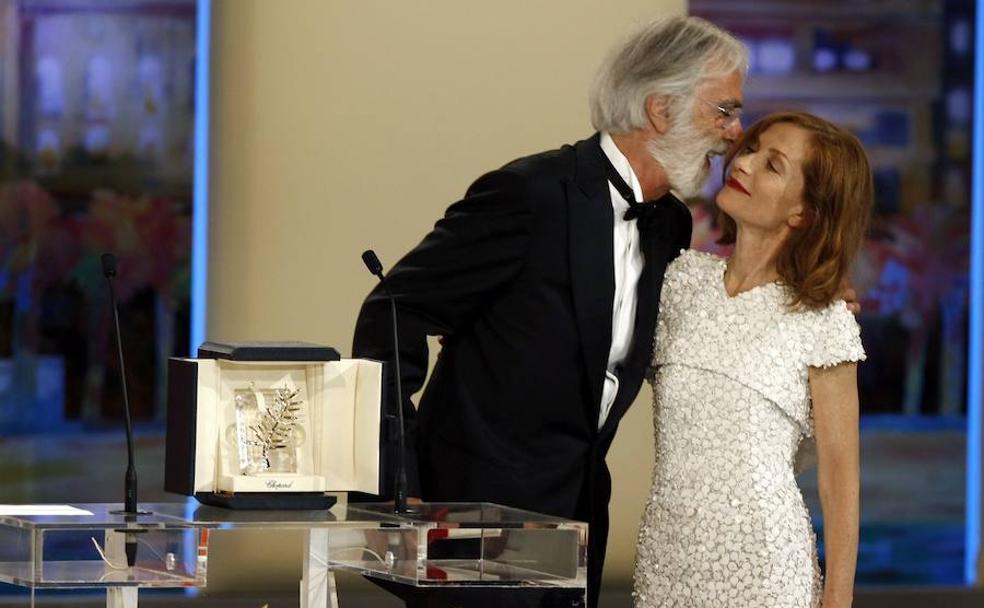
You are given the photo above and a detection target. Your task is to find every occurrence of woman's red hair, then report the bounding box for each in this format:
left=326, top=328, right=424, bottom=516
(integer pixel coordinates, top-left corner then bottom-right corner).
left=717, top=111, right=874, bottom=309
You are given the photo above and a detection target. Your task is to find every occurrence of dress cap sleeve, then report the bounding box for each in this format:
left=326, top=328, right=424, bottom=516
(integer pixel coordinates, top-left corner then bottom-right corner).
left=806, top=300, right=866, bottom=369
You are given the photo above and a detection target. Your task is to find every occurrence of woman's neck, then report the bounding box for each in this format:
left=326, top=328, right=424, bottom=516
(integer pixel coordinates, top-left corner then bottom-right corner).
left=724, top=226, right=788, bottom=297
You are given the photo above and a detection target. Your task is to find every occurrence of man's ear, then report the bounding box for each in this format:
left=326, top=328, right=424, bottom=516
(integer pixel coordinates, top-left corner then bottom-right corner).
left=646, top=95, right=671, bottom=134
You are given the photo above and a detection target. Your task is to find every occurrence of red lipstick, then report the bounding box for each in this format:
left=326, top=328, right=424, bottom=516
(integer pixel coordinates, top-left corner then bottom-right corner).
left=726, top=177, right=750, bottom=196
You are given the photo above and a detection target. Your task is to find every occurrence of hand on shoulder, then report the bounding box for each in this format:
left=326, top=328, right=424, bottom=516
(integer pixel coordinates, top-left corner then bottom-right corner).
left=836, top=280, right=860, bottom=315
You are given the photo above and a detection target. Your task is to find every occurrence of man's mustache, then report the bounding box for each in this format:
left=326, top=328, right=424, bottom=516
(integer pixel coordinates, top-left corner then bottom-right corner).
left=708, top=143, right=730, bottom=156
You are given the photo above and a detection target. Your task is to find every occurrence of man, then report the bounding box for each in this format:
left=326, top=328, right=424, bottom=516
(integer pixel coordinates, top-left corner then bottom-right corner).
left=353, top=16, right=747, bottom=608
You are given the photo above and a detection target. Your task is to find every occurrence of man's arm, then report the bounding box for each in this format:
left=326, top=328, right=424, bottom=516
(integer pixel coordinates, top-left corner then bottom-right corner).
left=352, top=169, right=534, bottom=496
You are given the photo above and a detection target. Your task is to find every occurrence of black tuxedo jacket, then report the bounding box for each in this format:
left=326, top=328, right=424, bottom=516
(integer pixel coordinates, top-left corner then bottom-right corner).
left=352, top=133, right=692, bottom=605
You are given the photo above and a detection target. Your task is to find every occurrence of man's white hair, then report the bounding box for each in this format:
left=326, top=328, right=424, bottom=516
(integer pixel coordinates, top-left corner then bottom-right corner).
left=589, top=16, right=748, bottom=134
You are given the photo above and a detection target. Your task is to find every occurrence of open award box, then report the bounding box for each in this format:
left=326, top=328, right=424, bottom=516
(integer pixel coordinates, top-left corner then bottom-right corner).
left=165, top=342, right=382, bottom=509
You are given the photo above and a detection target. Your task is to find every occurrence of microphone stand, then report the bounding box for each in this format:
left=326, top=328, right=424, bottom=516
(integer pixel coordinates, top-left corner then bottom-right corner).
left=102, top=253, right=146, bottom=567
left=361, top=250, right=410, bottom=514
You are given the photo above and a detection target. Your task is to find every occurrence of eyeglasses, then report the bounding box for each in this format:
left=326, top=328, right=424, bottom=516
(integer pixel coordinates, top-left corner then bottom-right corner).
left=703, top=99, right=743, bottom=129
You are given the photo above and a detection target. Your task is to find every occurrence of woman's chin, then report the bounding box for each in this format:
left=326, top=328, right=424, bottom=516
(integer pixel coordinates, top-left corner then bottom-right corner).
left=715, top=189, right=736, bottom=211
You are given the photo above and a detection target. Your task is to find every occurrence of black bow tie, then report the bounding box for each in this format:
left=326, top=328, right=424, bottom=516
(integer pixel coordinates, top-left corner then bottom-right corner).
left=599, top=149, right=661, bottom=222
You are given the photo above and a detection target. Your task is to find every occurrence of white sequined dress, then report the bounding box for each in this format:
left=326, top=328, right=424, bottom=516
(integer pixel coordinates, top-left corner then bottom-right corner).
left=633, top=249, right=865, bottom=608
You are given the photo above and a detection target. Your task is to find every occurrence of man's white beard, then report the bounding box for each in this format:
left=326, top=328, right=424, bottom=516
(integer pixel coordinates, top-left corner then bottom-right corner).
left=647, top=109, right=727, bottom=199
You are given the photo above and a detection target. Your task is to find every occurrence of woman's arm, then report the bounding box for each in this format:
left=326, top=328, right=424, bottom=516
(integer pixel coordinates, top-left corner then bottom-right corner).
left=809, top=362, right=860, bottom=608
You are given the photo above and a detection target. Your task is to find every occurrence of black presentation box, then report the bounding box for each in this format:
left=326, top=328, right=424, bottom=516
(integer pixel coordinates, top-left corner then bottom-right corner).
left=197, top=341, right=341, bottom=362
left=165, top=344, right=381, bottom=509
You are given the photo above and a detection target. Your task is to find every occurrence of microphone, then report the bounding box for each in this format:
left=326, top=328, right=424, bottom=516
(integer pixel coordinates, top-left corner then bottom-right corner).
left=102, top=253, right=139, bottom=567
left=361, top=250, right=384, bottom=277
left=361, top=249, right=410, bottom=514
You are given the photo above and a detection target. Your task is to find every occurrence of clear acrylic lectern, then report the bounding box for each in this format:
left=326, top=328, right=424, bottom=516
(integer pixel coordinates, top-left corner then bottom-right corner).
left=0, top=502, right=587, bottom=607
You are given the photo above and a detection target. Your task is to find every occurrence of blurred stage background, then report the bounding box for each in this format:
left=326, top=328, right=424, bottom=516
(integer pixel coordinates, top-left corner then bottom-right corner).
left=0, top=0, right=981, bottom=605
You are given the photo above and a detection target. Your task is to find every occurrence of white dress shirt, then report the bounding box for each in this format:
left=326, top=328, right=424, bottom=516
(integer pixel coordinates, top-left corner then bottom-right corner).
left=597, top=132, right=645, bottom=429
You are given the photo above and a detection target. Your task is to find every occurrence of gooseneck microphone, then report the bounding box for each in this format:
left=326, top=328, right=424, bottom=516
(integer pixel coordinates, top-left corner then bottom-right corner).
left=361, top=249, right=410, bottom=514
left=101, top=253, right=139, bottom=567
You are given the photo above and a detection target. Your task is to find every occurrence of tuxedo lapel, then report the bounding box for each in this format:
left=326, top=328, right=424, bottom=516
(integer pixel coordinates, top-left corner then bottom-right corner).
left=567, top=134, right=615, bottom=415
left=631, top=196, right=690, bottom=366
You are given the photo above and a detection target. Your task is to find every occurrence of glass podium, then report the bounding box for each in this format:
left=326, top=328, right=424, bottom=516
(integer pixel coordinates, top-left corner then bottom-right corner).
left=0, top=502, right=587, bottom=607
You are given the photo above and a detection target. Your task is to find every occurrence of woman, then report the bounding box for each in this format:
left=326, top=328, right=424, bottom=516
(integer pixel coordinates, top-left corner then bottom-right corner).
left=633, top=111, right=871, bottom=608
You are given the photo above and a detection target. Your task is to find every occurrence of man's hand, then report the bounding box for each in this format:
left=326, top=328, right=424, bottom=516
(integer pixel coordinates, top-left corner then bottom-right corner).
left=837, top=282, right=861, bottom=315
